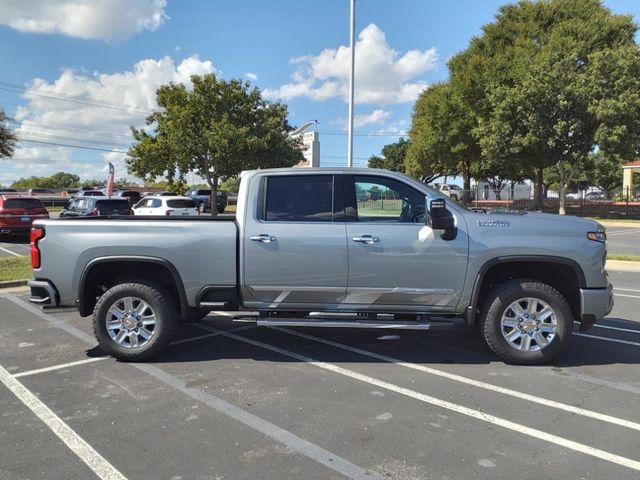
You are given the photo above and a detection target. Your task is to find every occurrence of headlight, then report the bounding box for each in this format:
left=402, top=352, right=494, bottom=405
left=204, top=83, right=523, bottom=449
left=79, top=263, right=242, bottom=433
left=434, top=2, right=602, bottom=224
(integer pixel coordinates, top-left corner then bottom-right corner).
left=587, top=231, right=607, bottom=243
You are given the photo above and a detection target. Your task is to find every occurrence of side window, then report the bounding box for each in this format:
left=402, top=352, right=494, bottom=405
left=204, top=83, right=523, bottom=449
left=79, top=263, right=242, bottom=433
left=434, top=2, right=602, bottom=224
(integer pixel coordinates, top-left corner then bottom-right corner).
left=151, top=199, right=162, bottom=208
left=76, top=199, right=88, bottom=210
left=353, top=176, right=425, bottom=223
left=265, top=175, right=334, bottom=222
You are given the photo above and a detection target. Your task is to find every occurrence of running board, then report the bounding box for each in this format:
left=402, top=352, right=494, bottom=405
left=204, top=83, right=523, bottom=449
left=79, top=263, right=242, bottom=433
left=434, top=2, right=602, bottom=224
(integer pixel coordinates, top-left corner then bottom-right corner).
left=236, top=317, right=437, bottom=330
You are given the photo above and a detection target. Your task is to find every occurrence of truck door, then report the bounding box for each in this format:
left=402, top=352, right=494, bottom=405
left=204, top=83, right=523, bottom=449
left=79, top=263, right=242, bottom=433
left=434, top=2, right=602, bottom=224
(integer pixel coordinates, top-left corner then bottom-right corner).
left=344, top=174, right=468, bottom=310
left=242, top=174, right=348, bottom=308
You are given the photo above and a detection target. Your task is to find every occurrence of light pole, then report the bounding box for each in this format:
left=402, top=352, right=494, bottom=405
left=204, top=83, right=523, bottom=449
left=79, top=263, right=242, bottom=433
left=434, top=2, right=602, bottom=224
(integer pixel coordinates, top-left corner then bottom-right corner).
left=347, top=0, right=356, bottom=168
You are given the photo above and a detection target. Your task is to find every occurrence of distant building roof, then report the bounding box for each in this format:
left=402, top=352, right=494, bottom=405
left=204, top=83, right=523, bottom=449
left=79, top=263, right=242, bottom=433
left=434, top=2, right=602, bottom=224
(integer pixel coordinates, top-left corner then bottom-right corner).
left=622, top=160, right=640, bottom=167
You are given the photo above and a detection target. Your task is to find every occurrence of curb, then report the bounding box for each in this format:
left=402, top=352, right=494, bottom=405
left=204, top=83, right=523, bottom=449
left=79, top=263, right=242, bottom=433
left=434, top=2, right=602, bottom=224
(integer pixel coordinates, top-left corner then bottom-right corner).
left=597, top=220, right=640, bottom=228
left=0, top=279, right=29, bottom=290
left=607, top=260, right=640, bottom=272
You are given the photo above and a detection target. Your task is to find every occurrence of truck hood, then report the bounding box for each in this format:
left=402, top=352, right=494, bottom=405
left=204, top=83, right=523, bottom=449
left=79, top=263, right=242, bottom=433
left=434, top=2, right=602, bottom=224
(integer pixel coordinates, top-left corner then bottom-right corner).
left=484, top=211, right=603, bottom=231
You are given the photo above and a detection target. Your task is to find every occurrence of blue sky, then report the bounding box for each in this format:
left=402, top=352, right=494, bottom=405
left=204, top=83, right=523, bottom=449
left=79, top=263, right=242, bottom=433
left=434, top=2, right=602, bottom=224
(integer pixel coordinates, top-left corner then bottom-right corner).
left=0, top=0, right=639, bottom=185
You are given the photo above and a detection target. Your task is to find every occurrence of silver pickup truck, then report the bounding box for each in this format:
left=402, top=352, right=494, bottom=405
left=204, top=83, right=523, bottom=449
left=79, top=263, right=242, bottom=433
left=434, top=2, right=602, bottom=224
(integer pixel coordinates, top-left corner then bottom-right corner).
left=28, top=168, right=613, bottom=364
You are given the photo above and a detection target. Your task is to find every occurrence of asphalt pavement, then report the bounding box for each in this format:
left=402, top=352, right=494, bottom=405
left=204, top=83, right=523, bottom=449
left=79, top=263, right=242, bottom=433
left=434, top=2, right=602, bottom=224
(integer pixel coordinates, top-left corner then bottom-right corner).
left=0, top=270, right=639, bottom=480
left=607, top=226, right=640, bottom=256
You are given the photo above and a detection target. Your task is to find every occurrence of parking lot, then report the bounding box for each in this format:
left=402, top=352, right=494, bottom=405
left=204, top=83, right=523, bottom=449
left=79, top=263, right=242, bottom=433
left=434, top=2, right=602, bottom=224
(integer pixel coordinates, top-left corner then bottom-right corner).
left=608, top=226, right=640, bottom=256
left=0, top=270, right=638, bottom=479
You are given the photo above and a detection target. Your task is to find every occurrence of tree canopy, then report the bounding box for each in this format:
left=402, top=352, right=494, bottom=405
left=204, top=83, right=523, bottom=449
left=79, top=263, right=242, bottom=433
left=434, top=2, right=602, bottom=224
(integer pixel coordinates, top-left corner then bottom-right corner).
left=127, top=74, right=304, bottom=214
left=0, top=108, right=17, bottom=159
left=367, top=138, right=411, bottom=173
left=11, top=172, right=80, bottom=189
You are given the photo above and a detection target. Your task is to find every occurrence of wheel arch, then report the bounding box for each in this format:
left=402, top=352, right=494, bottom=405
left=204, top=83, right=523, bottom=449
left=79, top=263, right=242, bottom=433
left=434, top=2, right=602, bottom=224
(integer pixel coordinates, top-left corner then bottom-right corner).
left=465, top=256, right=586, bottom=326
left=78, top=256, right=188, bottom=318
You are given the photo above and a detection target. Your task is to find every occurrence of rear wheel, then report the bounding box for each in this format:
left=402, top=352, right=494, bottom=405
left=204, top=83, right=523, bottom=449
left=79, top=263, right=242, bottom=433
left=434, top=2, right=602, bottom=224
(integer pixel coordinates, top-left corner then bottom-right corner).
left=480, top=279, right=572, bottom=364
left=93, top=281, right=177, bottom=361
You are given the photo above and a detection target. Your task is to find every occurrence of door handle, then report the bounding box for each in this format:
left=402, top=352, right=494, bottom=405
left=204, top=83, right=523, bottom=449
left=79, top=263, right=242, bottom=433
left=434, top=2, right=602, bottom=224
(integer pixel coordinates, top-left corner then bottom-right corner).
left=250, top=234, right=276, bottom=243
left=352, top=235, right=380, bottom=244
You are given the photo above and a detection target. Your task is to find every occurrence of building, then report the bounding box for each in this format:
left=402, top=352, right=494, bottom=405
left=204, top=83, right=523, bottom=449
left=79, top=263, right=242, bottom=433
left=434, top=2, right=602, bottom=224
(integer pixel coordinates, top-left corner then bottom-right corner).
left=289, top=121, right=320, bottom=168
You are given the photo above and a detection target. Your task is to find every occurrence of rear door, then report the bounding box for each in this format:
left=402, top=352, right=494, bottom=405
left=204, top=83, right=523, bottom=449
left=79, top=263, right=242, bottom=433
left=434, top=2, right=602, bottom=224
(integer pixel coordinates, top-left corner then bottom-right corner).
left=242, top=174, right=348, bottom=307
left=344, top=174, right=468, bottom=310
left=166, top=198, right=197, bottom=216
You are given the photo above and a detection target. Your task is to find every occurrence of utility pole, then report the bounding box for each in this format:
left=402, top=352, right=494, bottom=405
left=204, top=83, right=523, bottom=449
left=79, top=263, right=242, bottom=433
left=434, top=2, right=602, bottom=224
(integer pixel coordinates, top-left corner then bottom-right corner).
left=347, top=0, right=356, bottom=168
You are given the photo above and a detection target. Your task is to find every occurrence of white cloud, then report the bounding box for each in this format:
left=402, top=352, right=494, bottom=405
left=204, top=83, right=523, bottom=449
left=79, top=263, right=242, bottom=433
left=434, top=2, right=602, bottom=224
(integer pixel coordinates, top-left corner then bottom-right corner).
left=245, top=72, right=258, bottom=81
left=0, top=0, right=168, bottom=41
left=264, top=24, right=437, bottom=105
left=11, top=55, right=215, bottom=180
left=331, top=109, right=391, bottom=128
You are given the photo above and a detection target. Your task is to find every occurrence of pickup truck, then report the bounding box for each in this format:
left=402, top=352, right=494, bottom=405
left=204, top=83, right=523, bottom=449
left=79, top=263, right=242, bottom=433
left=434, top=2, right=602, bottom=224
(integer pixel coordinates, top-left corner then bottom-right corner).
left=28, top=168, right=613, bottom=364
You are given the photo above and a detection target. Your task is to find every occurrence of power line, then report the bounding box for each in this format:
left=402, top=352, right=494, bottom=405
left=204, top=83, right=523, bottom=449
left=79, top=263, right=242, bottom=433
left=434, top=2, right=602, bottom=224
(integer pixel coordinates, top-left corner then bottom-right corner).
left=18, top=138, right=128, bottom=154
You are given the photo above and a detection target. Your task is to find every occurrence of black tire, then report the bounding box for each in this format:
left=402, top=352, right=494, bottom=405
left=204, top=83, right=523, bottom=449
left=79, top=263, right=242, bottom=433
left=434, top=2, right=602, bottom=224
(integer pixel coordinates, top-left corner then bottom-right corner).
left=217, top=206, right=225, bottom=214
left=479, top=279, right=572, bottom=365
left=181, top=310, right=210, bottom=323
left=93, top=281, right=178, bottom=361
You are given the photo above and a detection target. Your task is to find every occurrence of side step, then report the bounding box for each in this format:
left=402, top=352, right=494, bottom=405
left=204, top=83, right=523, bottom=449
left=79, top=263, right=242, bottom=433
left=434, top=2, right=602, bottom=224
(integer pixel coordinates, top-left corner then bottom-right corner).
left=231, top=315, right=454, bottom=330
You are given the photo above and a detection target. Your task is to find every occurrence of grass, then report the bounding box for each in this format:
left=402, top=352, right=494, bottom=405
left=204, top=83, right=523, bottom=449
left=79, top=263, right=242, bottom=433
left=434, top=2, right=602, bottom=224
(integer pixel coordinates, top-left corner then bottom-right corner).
left=0, top=256, right=31, bottom=282
left=608, top=253, right=640, bottom=262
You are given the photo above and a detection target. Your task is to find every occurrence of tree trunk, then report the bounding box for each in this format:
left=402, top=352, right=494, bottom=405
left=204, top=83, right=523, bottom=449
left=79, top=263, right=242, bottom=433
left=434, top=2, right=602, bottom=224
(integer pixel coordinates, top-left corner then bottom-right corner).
left=461, top=161, right=471, bottom=204
left=533, top=167, right=544, bottom=211
left=559, top=182, right=567, bottom=215
left=209, top=176, right=218, bottom=216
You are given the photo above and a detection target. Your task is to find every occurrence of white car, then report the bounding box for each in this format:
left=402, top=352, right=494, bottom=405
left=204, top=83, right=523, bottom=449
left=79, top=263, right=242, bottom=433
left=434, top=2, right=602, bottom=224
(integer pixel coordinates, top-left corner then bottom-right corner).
left=132, top=196, right=198, bottom=216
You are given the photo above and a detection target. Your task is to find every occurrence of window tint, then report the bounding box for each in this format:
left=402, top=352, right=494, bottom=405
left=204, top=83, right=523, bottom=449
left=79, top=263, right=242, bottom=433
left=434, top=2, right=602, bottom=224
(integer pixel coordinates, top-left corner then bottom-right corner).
left=4, top=198, right=44, bottom=209
left=265, top=175, right=334, bottom=222
left=353, top=176, right=425, bottom=223
left=167, top=199, right=195, bottom=208
left=96, top=200, right=130, bottom=214
left=197, top=190, right=211, bottom=196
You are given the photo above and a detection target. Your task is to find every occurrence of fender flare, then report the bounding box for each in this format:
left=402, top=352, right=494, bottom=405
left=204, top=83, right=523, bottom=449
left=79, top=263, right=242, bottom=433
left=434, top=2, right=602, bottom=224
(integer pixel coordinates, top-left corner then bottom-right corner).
left=78, top=255, right=188, bottom=317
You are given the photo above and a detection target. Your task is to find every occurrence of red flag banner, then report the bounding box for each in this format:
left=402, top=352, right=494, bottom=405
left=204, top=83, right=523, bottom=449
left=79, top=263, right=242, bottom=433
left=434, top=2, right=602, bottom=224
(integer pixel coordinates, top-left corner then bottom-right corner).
left=106, top=162, right=115, bottom=197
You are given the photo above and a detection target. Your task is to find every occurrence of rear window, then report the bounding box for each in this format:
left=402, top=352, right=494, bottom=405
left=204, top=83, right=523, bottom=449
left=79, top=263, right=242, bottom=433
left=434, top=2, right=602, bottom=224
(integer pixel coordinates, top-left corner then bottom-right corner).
left=4, top=198, right=44, bottom=209
left=95, top=200, right=130, bottom=214
left=265, top=175, right=334, bottom=222
left=197, top=190, right=211, bottom=196
left=167, top=199, right=195, bottom=208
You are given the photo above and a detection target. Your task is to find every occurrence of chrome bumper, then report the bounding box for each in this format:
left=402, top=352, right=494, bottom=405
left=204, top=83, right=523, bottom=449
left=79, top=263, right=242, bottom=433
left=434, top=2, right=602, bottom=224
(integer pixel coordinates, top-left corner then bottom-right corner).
left=579, top=284, right=613, bottom=328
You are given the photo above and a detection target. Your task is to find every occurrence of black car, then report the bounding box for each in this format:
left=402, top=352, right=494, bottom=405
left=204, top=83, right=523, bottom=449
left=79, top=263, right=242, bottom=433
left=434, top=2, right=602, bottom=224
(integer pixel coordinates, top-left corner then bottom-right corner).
left=60, top=197, right=132, bottom=217
left=113, top=190, right=142, bottom=206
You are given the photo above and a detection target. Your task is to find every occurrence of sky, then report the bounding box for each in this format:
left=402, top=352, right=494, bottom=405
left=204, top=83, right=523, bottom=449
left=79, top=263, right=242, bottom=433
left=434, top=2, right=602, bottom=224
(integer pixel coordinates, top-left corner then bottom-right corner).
left=0, top=0, right=639, bottom=186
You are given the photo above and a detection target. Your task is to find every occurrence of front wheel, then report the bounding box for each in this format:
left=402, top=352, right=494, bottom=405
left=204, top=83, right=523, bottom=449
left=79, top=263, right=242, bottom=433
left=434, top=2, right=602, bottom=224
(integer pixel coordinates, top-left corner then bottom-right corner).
left=93, top=281, right=177, bottom=361
left=480, top=279, right=573, bottom=365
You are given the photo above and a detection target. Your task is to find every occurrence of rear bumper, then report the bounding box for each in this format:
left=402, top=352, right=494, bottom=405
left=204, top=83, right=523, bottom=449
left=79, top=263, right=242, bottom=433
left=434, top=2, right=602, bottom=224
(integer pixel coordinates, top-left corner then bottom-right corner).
left=28, top=279, right=59, bottom=307
left=579, top=284, right=614, bottom=328
left=0, top=225, right=31, bottom=234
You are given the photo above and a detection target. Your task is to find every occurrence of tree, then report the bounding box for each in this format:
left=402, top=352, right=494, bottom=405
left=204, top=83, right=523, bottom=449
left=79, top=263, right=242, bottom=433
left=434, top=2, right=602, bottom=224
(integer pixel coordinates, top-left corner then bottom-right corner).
left=584, top=152, right=624, bottom=198
left=0, top=108, right=17, bottom=159
left=407, top=82, right=479, bottom=198
left=127, top=74, right=304, bottom=214
left=448, top=0, right=639, bottom=213
left=219, top=176, right=241, bottom=193
left=368, top=138, right=410, bottom=173
left=11, top=172, right=80, bottom=189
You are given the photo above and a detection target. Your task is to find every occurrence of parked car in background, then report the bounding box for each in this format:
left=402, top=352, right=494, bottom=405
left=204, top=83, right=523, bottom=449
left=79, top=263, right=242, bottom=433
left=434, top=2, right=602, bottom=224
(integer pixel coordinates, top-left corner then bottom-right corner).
left=185, top=188, right=227, bottom=213
left=60, top=197, right=132, bottom=217
left=433, top=183, right=464, bottom=201
left=28, top=188, right=56, bottom=195
left=133, top=196, right=198, bottom=216
left=0, top=188, right=17, bottom=194
left=74, top=190, right=105, bottom=198
left=585, top=191, right=608, bottom=201
left=149, top=191, right=178, bottom=197
left=112, top=190, right=142, bottom=206
left=0, top=195, right=49, bottom=234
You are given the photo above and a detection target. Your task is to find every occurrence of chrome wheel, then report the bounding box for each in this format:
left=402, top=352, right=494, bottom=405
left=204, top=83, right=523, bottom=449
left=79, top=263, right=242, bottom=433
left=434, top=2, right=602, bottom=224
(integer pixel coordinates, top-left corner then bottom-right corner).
left=500, top=297, right=557, bottom=352
left=106, top=296, right=156, bottom=349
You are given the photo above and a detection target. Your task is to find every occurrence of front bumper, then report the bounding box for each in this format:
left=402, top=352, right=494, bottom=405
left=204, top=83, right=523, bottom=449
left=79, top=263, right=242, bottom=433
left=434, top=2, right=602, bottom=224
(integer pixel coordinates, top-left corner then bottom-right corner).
left=28, top=279, right=59, bottom=307
left=579, top=284, right=614, bottom=329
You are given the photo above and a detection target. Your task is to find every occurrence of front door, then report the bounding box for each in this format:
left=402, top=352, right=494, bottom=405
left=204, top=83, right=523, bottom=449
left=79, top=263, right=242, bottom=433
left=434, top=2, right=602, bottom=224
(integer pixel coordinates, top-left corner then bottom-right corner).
left=344, top=174, right=468, bottom=311
left=242, top=174, right=348, bottom=309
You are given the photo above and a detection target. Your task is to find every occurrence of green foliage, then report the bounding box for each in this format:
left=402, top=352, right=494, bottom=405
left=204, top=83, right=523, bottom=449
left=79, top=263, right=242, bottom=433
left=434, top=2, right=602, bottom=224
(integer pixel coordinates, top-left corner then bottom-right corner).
left=127, top=73, right=304, bottom=214
left=219, top=176, right=241, bottom=193
left=584, top=152, right=624, bottom=196
left=368, top=138, right=411, bottom=173
left=0, top=108, right=17, bottom=159
left=11, top=172, right=80, bottom=189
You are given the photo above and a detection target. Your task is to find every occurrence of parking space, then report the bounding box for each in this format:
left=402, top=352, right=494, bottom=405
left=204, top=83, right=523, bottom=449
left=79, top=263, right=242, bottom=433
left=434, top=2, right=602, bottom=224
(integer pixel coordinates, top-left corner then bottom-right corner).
left=607, top=226, right=640, bottom=256
left=0, top=234, right=30, bottom=258
left=0, top=270, right=639, bottom=479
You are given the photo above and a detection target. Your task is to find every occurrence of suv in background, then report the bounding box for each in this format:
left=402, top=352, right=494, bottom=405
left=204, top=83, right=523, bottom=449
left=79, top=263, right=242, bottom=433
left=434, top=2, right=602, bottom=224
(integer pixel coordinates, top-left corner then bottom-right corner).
left=186, top=188, right=227, bottom=213
left=433, top=183, right=464, bottom=201
left=112, top=190, right=142, bottom=206
left=133, top=196, right=198, bottom=216
left=0, top=195, right=49, bottom=234
left=60, top=197, right=132, bottom=217
left=28, top=188, right=56, bottom=195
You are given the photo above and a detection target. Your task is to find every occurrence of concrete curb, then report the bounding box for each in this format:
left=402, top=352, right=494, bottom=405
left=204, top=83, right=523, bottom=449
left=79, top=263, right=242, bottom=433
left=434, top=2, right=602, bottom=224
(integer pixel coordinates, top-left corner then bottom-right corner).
left=0, top=279, right=29, bottom=289
left=597, top=220, right=640, bottom=228
left=607, top=260, right=640, bottom=272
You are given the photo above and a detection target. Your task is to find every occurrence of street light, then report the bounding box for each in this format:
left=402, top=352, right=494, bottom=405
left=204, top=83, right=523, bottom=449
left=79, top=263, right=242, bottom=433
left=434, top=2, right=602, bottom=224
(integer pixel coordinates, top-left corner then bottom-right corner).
left=347, top=0, right=356, bottom=168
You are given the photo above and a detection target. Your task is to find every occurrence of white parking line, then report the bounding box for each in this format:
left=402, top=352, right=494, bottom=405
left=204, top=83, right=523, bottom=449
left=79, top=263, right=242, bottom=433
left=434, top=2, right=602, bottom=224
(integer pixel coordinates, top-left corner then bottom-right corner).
left=615, top=287, right=640, bottom=293
left=13, top=357, right=108, bottom=378
left=0, top=364, right=127, bottom=480
left=0, top=245, right=22, bottom=257
left=573, top=332, right=640, bottom=347
left=574, top=321, right=640, bottom=335
left=615, top=293, right=640, bottom=300
left=264, top=326, right=640, bottom=433
left=195, top=325, right=640, bottom=473
left=608, top=229, right=640, bottom=236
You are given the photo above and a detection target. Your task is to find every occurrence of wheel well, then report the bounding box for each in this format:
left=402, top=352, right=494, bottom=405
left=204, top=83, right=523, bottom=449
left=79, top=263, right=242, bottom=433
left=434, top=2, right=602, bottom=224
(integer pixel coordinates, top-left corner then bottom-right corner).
left=472, top=261, right=581, bottom=324
left=79, top=260, right=186, bottom=317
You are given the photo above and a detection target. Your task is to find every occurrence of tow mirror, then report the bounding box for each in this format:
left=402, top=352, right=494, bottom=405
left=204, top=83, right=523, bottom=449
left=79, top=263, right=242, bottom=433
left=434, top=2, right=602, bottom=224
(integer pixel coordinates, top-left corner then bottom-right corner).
left=426, top=196, right=457, bottom=240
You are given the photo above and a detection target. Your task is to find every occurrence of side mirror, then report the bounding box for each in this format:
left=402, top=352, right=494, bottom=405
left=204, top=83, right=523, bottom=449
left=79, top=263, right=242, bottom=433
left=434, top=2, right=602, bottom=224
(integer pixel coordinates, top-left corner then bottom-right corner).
left=426, top=196, right=457, bottom=240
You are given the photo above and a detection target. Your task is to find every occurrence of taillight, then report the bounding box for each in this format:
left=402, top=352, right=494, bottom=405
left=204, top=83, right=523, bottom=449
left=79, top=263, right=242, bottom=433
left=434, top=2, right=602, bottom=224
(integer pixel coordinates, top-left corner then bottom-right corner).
left=30, top=227, right=45, bottom=269
left=89, top=208, right=99, bottom=216
left=165, top=209, right=174, bottom=216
